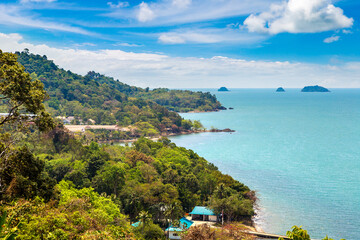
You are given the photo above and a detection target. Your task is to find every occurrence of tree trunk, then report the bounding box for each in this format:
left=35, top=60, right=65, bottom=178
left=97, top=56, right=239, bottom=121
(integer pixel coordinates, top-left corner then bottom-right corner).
left=221, top=209, right=224, bottom=226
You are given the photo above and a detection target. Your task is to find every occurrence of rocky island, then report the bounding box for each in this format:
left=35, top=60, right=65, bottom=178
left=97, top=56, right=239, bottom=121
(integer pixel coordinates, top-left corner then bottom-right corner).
left=301, top=85, right=330, bottom=92
left=276, top=87, right=285, bottom=92
left=218, top=86, right=229, bottom=92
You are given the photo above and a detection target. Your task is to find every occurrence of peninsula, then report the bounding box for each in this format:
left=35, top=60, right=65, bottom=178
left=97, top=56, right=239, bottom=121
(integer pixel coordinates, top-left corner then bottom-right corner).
left=301, top=85, right=330, bottom=92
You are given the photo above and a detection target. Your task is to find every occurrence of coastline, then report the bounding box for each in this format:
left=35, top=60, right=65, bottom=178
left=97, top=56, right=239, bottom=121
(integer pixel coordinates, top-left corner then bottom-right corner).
left=181, top=108, right=227, bottom=113
left=95, top=128, right=235, bottom=144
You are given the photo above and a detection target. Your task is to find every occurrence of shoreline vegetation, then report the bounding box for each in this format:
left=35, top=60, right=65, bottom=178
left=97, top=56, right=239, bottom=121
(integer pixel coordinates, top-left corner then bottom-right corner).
left=0, top=49, right=345, bottom=239
left=64, top=124, right=235, bottom=143
left=1, top=49, right=256, bottom=239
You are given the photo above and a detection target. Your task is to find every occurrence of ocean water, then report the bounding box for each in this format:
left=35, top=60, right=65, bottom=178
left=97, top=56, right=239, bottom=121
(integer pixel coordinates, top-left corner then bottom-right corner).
left=169, top=89, right=360, bottom=240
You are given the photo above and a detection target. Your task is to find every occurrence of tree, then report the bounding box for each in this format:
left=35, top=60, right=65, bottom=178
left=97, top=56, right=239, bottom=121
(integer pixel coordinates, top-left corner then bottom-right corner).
left=0, top=50, right=54, bottom=131
left=0, top=50, right=54, bottom=199
left=211, top=183, right=230, bottom=225
left=92, top=162, right=126, bottom=196
left=278, top=226, right=346, bottom=240
left=137, top=211, right=152, bottom=235
left=85, top=143, right=110, bottom=178
left=181, top=120, right=193, bottom=131
left=192, top=120, right=204, bottom=131
left=164, top=202, right=184, bottom=229
left=0, top=146, right=56, bottom=201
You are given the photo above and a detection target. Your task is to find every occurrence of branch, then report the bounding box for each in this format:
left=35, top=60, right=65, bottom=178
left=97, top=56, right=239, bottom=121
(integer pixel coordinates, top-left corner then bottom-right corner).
left=0, top=102, right=23, bottom=126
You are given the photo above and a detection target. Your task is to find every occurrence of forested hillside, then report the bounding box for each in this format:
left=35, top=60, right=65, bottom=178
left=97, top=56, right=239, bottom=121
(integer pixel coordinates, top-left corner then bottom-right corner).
left=0, top=49, right=254, bottom=239
left=16, top=50, right=224, bottom=117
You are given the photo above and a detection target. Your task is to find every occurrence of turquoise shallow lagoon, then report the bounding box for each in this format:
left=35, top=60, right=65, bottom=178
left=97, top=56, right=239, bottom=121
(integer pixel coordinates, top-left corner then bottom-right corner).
left=170, top=89, right=360, bottom=240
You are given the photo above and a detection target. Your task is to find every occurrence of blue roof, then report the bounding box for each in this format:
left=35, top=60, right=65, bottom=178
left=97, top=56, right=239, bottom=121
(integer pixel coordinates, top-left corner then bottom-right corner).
left=131, top=221, right=141, bottom=227
left=189, top=206, right=216, bottom=216
left=179, top=217, right=194, bottom=229
left=165, top=217, right=194, bottom=232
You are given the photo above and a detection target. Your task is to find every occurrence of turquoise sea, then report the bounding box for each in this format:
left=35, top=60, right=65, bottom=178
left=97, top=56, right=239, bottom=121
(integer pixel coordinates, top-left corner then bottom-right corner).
left=169, top=89, right=360, bottom=240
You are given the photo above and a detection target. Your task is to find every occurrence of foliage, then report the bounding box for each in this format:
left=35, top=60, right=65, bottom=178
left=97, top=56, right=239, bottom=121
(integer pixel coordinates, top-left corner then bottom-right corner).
left=0, top=50, right=54, bottom=131
left=183, top=223, right=254, bottom=240
left=209, top=183, right=254, bottom=224
left=23, top=127, right=255, bottom=227
left=0, top=49, right=55, bottom=201
left=0, top=210, right=21, bottom=240
left=278, top=226, right=346, bottom=240
left=183, top=224, right=216, bottom=240
left=15, top=51, right=223, bottom=136
left=136, top=88, right=224, bottom=113
left=133, top=221, right=165, bottom=240
left=0, top=49, right=255, bottom=239
left=0, top=146, right=56, bottom=201
left=1, top=183, right=136, bottom=240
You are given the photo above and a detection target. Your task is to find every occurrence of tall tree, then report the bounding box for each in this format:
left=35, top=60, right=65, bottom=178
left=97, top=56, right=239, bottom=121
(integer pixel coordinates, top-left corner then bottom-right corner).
left=0, top=49, right=54, bottom=199
left=0, top=50, right=53, bottom=131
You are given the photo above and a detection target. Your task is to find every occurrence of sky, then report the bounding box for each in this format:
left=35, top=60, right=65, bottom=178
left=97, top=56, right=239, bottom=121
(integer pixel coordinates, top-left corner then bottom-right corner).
left=0, top=0, right=360, bottom=88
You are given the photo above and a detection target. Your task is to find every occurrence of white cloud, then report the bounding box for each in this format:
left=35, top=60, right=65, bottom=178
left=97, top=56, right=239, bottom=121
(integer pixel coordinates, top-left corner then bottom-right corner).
left=172, top=0, right=192, bottom=9
left=0, top=5, right=92, bottom=35
left=107, top=2, right=129, bottom=8
left=73, top=42, right=97, bottom=47
left=21, top=0, right=56, bottom=3
left=342, top=29, right=352, bottom=34
left=159, top=34, right=186, bottom=44
left=244, top=0, right=353, bottom=34
left=113, top=42, right=143, bottom=47
left=159, top=31, right=218, bottom=44
left=323, top=35, right=340, bottom=43
left=107, top=0, right=274, bottom=26
left=158, top=28, right=266, bottom=44
left=1, top=32, right=360, bottom=88
left=137, top=2, right=156, bottom=22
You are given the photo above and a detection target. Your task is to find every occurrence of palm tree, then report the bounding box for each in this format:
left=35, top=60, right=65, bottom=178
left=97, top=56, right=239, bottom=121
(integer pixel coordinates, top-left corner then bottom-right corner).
left=214, top=183, right=227, bottom=225
left=164, top=202, right=184, bottom=239
left=137, top=211, right=152, bottom=235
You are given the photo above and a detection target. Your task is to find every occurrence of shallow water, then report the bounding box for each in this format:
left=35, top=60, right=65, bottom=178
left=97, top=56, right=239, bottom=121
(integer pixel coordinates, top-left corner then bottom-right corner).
left=169, top=89, right=360, bottom=240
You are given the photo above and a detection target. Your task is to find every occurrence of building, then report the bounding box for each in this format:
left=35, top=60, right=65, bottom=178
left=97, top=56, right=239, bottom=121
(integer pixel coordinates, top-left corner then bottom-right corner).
left=165, top=217, right=194, bottom=240
left=131, top=221, right=140, bottom=227
left=56, top=116, right=74, bottom=124
left=189, top=206, right=217, bottom=222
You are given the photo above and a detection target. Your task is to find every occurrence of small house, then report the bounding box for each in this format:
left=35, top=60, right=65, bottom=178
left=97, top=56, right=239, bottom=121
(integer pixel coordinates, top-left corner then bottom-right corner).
left=189, top=206, right=217, bottom=222
left=165, top=217, right=194, bottom=240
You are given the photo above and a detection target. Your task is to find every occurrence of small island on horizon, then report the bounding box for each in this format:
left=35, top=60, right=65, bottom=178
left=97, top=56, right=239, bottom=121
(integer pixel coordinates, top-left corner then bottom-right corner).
left=218, top=86, right=229, bottom=92
left=301, top=85, right=330, bottom=92
left=276, top=87, right=285, bottom=92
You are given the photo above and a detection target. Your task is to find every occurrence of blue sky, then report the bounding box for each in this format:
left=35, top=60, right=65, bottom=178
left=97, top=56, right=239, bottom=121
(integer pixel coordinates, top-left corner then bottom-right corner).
left=0, top=0, right=360, bottom=88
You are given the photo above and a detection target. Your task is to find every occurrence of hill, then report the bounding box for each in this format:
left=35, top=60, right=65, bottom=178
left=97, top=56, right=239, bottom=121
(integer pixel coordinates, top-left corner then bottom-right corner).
left=218, top=86, right=229, bottom=92
left=301, top=85, right=330, bottom=92
left=16, top=50, right=224, bottom=115
left=14, top=50, right=225, bottom=138
left=276, top=87, right=285, bottom=92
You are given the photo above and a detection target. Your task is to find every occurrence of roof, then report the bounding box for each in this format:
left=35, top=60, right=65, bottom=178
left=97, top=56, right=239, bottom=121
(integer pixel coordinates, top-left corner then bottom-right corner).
left=165, top=217, right=194, bottom=232
left=179, top=217, right=194, bottom=229
left=189, top=206, right=216, bottom=216
left=131, top=221, right=141, bottom=227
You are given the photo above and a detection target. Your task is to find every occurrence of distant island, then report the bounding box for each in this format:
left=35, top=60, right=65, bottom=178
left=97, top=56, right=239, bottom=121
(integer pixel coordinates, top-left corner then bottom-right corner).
left=218, top=87, right=229, bottom=92
left=301, top=85, right=330, bottom=92
left=276, top=87, right=285, bottom=92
